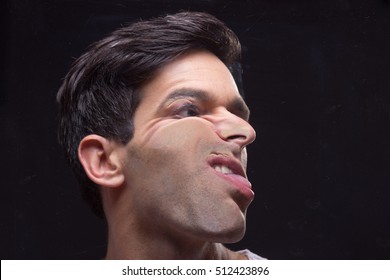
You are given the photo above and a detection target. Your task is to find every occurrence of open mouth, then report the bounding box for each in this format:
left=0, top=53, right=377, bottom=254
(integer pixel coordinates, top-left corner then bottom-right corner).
left=213, top=165, right=233, bottom=174
left=208, top=156, right=247, bottom=179
left=208, top=155, right=254, bottom=205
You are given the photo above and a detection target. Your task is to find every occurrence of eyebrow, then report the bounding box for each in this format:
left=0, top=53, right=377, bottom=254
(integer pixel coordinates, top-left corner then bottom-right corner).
left=158, top=88, right=251, bottom=121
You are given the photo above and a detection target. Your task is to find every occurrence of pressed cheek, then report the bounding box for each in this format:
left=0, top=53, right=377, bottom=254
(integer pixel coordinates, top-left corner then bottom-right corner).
left=124, top=118, right=218, bottom=220
left=125, top=118, right=216, bottom=188
left=139, top=118, right=214, bottom=153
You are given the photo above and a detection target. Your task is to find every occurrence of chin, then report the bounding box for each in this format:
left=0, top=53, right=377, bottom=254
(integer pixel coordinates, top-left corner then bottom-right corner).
left=199, top=217, right=247, bottom=244
left=217, top=223, right=246, bottom=244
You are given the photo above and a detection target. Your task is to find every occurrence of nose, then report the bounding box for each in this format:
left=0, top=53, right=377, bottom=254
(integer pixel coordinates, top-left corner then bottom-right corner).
left=211, top=107, right=256, bottom=148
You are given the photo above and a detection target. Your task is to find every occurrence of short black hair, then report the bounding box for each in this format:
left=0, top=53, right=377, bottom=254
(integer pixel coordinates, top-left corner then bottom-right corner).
left=57, top=11, right=242, bottom=218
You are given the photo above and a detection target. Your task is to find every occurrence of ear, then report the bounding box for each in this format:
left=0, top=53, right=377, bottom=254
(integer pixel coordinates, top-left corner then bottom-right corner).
left=78, top=134, right=125, bottom=188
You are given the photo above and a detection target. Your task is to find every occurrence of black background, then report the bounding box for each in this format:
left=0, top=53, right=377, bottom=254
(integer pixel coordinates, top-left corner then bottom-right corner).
left=2, top=0, right=390, bottom=259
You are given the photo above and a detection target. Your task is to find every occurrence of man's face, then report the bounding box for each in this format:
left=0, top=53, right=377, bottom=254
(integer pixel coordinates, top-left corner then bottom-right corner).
left=120, top=51, right=256, bottom=243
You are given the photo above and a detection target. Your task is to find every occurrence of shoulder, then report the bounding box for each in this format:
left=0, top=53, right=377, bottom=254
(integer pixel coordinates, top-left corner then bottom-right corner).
left=236, top=249, right=267, bottom=260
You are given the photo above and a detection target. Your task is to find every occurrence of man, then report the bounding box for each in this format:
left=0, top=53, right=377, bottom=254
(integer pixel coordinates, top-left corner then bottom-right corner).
left=57, top=11, right=263, bottom=259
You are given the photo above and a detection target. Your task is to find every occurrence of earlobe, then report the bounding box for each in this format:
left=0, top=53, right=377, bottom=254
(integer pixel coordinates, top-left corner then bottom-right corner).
left=78, top=135, right=125, bottom=188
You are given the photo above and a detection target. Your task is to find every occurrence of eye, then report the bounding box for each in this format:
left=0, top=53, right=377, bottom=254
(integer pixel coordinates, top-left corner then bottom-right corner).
left=174, top=103, right=201, bottom=118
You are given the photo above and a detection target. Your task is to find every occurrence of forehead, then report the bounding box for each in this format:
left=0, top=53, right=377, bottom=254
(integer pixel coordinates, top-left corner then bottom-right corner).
left=139, top=51, right=244, bottom=107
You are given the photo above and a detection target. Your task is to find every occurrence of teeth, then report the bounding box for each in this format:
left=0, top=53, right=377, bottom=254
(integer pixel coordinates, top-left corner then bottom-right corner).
left=213, top=165, right=233, bottom=174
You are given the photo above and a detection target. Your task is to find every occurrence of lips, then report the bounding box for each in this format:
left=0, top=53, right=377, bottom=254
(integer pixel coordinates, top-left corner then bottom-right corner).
left=208, top=154, right=248, bottom=180
left=207, top=154, right=254, bottom=204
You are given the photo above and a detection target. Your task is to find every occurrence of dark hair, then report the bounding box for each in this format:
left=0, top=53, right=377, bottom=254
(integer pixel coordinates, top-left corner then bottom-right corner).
left=57, top=11, right=242, bottom=218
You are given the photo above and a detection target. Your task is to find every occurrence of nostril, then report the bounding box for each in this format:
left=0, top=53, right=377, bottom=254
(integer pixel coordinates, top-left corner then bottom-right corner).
left=218, top=121, right=256, bottom=147
left=212, top=108, right=256, bottom=146
left=227, top=134, right=246, bottom=141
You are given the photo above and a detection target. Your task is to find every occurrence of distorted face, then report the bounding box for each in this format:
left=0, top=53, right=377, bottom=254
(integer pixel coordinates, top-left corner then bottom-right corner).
left=121, top=51, right=256, bottom=244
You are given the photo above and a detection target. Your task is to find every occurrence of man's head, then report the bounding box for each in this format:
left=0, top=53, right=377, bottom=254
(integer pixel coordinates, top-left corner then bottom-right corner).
left=57, top=12, right=255, bottom=242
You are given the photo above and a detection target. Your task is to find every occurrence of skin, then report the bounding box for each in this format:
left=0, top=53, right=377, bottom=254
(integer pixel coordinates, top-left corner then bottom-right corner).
left=80, top=50, right=256, bottom=259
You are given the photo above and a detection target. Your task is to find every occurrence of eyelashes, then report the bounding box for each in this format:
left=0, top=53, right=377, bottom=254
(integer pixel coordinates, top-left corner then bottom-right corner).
left=173, top=103, right=201, bottom=118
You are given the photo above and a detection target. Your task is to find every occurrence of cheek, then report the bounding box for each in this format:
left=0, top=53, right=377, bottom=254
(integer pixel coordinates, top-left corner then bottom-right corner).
left=142, top=118, right=215, bottom=152
left=124, top=120, right=216, bottom=222
left=125, top=118, right=215, bottom=186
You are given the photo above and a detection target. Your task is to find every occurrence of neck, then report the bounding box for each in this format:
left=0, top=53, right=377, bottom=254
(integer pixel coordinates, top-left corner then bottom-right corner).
left=104, top=221, right=241, bottom=260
